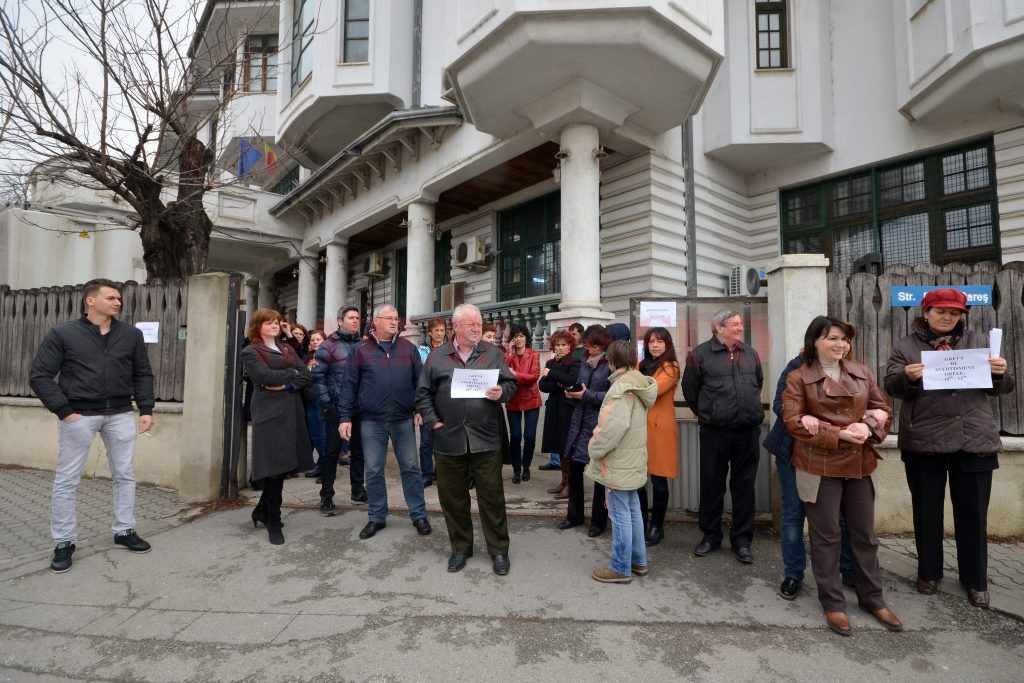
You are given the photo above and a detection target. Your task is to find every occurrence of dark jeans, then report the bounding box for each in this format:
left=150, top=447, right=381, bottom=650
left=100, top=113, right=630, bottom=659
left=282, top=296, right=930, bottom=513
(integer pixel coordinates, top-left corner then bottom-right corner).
left=508, top=408, right=540, bottom=474
left=806, top=476, right=885, bottom=612
left=435, top=449, right=510, bottom=556
left=776, top=457, right=854, bottom=582
left=323, top=407, right=364, bottom=500
left=566, top=459, right=607, bottom=529
left=419, top=423, right=435, bottom=482
left=697, top=424, right=760, bottom=548
left=361, top=418, right=426, bottom=523
left=303, top=399, right=326, bottom=468
left=637, top=475, right=670, bottom=527
left=905, top=454, right=992, bottom=590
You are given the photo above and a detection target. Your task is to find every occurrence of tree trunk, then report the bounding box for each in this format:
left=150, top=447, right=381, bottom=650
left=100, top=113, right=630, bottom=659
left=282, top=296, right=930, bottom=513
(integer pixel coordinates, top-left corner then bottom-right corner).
left=139, top=133, right=214, bottom=282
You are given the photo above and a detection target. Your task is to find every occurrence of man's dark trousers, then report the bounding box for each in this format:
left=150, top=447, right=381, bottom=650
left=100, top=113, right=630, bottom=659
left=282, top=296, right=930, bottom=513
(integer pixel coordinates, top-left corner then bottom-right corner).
left=698, top=424, right=760, bottom=549
left=322, top=407, right=364, bottom=500
left=434, top=449, right=509, bottom=556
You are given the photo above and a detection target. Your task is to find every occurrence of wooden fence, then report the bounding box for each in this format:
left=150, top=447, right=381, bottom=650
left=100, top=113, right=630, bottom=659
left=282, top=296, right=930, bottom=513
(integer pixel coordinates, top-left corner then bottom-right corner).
left=827, top=261, right=1024, bottom=435
left=0, top=280, right=188, bottom=401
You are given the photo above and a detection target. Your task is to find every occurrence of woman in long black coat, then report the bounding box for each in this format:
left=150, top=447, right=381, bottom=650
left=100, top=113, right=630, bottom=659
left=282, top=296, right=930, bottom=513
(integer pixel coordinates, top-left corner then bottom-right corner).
left=241, top=308, right=313, bottom=545
left=539, top=330, right=580, bottom=498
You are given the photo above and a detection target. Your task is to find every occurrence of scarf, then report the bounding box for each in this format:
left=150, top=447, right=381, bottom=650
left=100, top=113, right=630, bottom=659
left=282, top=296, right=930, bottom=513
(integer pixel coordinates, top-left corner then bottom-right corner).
left=912, top=317, right=964, bottom=351
left=585, top=351, right=606, bottom=369
left=639, top=354, right=661, bottom=377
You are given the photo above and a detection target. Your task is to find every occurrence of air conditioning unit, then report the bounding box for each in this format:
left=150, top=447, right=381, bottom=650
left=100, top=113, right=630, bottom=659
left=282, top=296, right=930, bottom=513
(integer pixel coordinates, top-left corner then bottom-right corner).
left=454, top=236, right=487, bottom=269
left=726, top=264, right=767, bottom=296
left=440, top=281, right=466, bottom=311
left=362, top=251, right=385, bottom=277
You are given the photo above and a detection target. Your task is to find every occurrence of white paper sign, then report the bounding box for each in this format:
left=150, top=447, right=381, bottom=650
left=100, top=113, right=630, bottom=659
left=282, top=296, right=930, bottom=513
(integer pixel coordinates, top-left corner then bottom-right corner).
left=135, top=322, right=160, bottom=344
left=450, top=368, right=499, bottom=398
left=639, top=301, right=677, bottom=327
left=990, top=328, right=1002, bottom=359
left=922, top=349, right=992, bottom=390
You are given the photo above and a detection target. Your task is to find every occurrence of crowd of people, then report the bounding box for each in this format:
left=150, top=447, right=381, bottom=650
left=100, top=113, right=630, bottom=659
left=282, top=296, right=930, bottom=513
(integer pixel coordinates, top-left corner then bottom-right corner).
left=31, top=281, right=1013, bottom=638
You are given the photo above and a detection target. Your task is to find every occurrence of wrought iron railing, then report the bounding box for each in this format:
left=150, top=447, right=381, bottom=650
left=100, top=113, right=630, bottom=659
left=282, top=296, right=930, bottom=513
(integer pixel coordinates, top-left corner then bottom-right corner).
left=409, top=294, right=560, bottom=349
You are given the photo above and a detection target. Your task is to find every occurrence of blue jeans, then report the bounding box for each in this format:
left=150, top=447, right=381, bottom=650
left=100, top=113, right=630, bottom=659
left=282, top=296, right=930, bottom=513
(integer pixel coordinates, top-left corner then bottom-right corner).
left=361, top=418, right=426, bottom=523
left=777, top=457, right=853, bottom=582
left=507, top=408, right=540, bottom=473
left=419, top=423, right=435, bottom=482
left=303, top=399, right=326, bottom=468
left=607, top=488, right=647, bottom=576
left=549, top=452, right=561, bottom=466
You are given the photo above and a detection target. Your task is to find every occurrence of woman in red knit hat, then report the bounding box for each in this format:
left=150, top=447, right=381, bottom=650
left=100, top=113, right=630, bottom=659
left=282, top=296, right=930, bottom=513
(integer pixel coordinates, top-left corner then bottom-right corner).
left=885, top=288, right=1013, bottom=609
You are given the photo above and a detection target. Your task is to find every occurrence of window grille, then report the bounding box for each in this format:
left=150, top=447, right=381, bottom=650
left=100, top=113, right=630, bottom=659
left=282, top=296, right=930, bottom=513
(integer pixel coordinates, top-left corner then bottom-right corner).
left=343, top=0, right=369, bottom=63
left=291, top=0, right=315, bottom=91
left=244, top=35, right=278, bottom=92
left=497, top=192, right=561, bottom=301
left=780, top=140, right=999, bottom=272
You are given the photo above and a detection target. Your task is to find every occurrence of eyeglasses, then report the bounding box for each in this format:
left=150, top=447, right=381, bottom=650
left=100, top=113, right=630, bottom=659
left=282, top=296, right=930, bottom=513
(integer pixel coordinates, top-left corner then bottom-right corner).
left=375, top=316, right=401, bottom=322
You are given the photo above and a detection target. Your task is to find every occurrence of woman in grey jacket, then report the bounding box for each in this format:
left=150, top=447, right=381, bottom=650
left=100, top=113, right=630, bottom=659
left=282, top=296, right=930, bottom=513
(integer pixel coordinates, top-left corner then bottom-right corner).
left=884, top=288, right=1013, bottom=608
left=241, top=308, right=313, bottom=545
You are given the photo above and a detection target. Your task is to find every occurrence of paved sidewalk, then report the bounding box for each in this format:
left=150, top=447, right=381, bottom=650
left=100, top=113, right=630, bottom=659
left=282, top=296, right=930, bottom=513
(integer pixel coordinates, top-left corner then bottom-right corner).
left=0, top=466, right=184, bottom=580
left=1, top=466, right=1023, bottom=680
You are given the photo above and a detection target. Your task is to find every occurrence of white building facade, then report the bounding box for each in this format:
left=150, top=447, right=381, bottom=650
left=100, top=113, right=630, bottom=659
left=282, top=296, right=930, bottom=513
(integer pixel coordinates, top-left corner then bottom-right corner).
left=4, top=0, right=1024, bottom=342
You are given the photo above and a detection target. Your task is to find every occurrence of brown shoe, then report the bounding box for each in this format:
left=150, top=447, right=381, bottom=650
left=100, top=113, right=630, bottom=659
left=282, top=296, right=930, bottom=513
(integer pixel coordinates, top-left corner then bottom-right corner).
left=825, top=611, right=852, bottom=636
left=915, top=578, right=937, bottom=595
left=967, top=589, right=990, bottom=609
left=860, top=604, right=903, bottom=632
left=553, top=488, right=569, bottom=500
left=547, top=484, right=563, bottom=494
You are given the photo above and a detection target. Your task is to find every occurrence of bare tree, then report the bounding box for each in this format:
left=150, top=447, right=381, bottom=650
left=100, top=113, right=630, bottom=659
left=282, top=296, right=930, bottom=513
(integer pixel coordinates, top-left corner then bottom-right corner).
left=0, top=0, right=286, bottom=280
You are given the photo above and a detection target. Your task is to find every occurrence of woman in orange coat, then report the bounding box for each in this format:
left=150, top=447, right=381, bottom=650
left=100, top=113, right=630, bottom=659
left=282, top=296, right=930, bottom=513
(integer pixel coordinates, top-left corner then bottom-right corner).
left=637, top=327, right=679, bottom=546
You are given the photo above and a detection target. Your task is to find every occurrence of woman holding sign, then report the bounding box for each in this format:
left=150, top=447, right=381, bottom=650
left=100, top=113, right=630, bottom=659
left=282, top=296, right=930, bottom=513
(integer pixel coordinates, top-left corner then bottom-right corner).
left=783, top=316, right=896, bottom=636
left=884, top=288, right=1013, bottom=609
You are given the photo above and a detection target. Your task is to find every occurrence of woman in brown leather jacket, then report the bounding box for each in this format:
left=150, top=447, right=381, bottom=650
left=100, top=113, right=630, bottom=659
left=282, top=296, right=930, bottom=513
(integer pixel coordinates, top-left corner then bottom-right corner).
left=884, top=288, right=1013, bottom=609
left=783, top=315, right=898, bottom=636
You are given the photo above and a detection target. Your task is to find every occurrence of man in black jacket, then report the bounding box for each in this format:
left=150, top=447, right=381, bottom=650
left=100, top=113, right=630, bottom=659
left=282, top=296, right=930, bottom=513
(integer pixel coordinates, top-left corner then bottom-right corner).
left=312, top=306, right=365, bottom=513
left=30, top=279, right=155, bottom=573
left=415, top=303, right=517, bottom=575
left=339, top=304, right=429, bottom=539
left=681, top=309, right=764, bottom=564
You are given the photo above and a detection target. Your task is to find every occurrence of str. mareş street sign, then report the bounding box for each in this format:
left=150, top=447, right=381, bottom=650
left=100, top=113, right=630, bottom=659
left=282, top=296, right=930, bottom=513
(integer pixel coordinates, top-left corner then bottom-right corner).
left=891, top=285, right=993, bottom=307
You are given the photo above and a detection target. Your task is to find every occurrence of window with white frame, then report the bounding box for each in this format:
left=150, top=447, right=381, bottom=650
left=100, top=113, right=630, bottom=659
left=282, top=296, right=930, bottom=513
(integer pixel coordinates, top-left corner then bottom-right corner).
left=342, top=0, right=369, bottom=63
left=754, top=1, right=788, bottom=69
left=291, top=0, right=315, bottom=90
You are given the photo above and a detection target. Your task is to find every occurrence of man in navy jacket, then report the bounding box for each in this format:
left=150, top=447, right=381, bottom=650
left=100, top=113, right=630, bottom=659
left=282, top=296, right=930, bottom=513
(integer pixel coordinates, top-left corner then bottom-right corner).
left=339, top=304, right=430, bottom=539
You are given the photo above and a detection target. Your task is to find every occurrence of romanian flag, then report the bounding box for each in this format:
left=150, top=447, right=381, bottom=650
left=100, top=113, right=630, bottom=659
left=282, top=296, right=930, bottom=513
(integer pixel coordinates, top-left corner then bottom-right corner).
left=263, top=141, right=277, bottom=175
left=237, top=139, right=262, bottom=177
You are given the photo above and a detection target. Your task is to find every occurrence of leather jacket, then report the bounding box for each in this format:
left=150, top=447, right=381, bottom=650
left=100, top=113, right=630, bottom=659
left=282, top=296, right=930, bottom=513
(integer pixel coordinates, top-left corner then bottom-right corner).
left=782, top=359, right=892, bottom=479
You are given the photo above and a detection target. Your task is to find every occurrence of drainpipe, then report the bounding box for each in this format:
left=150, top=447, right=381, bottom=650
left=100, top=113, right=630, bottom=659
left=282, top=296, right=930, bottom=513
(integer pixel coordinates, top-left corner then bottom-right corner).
left=412, top=0, right=422, bottom=107
left=683, top=116, right=697, bottom=295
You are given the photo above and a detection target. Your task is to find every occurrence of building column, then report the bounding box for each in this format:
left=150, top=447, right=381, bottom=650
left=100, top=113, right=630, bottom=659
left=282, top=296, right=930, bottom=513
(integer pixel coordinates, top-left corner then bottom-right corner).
left=244, top=278, right=258, bottom=327
left=403, top=200, right=436, bottom=338
left=547, top=122, right=613, bottom=331
left=323, top=242, right=348, bottom=334
left=765, top=253, right=829, bottom=531
left=258, top=276, right=275, bottom=311
left=296, top=251, right=318, bottom=328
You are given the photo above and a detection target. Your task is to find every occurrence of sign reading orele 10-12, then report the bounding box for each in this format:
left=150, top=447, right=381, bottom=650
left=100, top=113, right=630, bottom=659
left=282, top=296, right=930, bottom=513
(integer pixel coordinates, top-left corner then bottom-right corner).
left=890, top=286, right=992, bottom=307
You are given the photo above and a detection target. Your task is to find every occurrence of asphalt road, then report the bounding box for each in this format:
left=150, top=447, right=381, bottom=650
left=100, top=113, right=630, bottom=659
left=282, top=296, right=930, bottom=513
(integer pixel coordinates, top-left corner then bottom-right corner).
left=1, top=508, right=1023, bottom=681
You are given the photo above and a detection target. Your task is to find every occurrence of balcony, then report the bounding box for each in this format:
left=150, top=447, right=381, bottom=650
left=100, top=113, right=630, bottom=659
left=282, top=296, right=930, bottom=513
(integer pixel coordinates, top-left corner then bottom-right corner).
left=410, top=295, right=560, bottom=348
left=895, top=0, right=1024, bottom=124
left=443, top=1, right=723, bottom=151
left=276, top=0, right=414, bottom=166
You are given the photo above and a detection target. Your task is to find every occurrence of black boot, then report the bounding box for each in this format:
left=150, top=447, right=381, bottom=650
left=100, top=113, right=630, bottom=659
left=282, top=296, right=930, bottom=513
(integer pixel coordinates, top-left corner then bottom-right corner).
left=266, top=523, right=284, bottom=545
left=251, top=502, right=267, bottom=528
left=645, top=524, right=664, bottom=546
left=646, top=488, right=669, bottom=546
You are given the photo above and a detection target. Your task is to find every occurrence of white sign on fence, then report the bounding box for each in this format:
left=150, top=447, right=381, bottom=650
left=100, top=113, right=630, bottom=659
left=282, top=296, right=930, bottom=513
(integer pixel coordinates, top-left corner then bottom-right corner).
left=921, top=348, right=992, bottom=390
left=135, top=322, right=160, bottom=344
